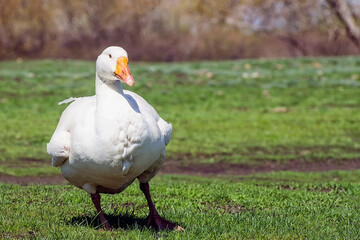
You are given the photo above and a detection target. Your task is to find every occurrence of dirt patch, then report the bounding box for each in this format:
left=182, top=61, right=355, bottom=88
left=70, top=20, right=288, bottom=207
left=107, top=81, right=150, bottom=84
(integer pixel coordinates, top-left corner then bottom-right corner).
left=1, top=157, right=360, bottom=185
left=0, top=172, right=66, bottom=185
left=160, top=157, right=360, bottom=176
left=18, top=157, right=44, bottom=163
left=277, top=185, right=296, bottom=191
left=306, top=185, right=343, bottom=193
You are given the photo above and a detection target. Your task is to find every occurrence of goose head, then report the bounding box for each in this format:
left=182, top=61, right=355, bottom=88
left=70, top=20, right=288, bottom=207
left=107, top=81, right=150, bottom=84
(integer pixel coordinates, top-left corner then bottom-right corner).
left=96, top=46, right=135, bottom=86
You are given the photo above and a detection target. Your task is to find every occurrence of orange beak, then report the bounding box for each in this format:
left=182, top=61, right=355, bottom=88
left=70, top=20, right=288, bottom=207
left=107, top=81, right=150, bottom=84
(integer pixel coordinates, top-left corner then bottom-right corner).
left=114, top=56, right=135, bottom=86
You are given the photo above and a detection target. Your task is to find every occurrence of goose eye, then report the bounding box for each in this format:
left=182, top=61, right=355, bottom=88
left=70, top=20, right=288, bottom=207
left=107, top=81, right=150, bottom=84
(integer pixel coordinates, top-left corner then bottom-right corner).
left=108, top=54, right=112, bottom=58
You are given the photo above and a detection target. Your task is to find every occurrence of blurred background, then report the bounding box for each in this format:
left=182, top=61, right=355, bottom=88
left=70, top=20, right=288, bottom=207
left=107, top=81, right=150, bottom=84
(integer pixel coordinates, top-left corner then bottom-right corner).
left=1, top=0, right=360, bottom=61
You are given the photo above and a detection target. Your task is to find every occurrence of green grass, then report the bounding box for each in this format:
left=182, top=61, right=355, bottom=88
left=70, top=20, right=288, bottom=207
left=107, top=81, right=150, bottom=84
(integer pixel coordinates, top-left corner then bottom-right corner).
left=1, top=172, right=360, bottom=239
left=0, top=57, right=360, bottom=175
left=1, top=56, right=360, bottom=238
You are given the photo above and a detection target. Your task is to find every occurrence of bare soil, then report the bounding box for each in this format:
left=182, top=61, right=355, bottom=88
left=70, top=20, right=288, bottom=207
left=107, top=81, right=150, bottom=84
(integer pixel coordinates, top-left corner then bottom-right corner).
left=161, top=158, right=360, bottom=176
left=0, top=173, right=66, bottom=185
left=1, top=157, right=360, bottom=185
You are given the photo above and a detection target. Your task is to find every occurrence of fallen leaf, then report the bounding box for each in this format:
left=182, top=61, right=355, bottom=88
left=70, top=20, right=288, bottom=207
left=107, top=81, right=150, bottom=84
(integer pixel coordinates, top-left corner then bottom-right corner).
left=16, top=58, right=23, bottom=64
left=312, top=62, right=322, bottom=68
left=351, top=74, right=358, bottom=80
left=205, top=71, right=214, bottom=78
left=175, top=226, right=185, bottom=232
left=275, top=64, right=283, bottom=70
left=216, top=90, right=224, bottom=96
left=270, top=107, right=288, bottom=113
left=262, top=90, right=271, bottom=98
left=251, top=72, right=259, bottom=78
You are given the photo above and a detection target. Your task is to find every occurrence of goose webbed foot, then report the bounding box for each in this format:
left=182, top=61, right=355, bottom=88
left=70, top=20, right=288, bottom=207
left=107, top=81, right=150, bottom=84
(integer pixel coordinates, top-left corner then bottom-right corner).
left=146, top=211, right=177, bottom=231
left=140, top=182, right=183, bottom=231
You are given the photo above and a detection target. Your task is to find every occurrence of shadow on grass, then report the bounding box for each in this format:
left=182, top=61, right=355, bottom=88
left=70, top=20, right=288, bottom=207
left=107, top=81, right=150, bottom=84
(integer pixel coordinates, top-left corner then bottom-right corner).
left=69, top=212, right=148, bottom=230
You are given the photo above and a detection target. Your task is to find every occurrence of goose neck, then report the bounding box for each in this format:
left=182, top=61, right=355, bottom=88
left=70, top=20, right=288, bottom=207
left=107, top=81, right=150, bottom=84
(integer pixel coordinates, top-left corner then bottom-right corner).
left=95, top=73, right=124, bottom=97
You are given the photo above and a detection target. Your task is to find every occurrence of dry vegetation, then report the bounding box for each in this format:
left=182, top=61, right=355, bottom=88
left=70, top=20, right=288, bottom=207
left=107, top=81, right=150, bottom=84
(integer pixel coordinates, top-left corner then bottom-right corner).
left=1, top=0, right=360, bottom=61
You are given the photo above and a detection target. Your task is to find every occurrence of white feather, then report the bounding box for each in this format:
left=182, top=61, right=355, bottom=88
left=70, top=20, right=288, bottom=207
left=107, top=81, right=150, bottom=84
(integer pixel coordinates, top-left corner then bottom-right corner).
left=58, top=97, right=77, bottom=105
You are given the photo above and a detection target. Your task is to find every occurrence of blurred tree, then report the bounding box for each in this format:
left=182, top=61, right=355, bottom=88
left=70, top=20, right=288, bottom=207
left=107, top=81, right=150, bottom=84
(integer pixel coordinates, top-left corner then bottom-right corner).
left=326, top=0, right=360, bottom=51
left=240, top=0, right=339, bottom=56
left=0, top=0, right=53, bottom=59
left=0, top=0, right=358, bottom=60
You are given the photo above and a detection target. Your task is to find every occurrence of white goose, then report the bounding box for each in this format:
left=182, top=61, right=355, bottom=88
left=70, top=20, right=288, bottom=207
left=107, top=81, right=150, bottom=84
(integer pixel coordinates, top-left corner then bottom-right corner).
left=47, top=46, right=181, bottom=231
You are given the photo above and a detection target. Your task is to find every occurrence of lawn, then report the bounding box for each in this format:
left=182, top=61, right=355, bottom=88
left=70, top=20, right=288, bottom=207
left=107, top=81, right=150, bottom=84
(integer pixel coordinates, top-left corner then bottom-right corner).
left=0, top=56, right=360, bottom=238
left=1, top=57, right=360, bottom=175
left=1, top=171, right=360, bottom=239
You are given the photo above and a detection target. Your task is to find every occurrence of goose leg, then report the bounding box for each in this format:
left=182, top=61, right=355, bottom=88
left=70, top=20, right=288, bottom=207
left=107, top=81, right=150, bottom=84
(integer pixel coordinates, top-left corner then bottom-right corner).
left=140, top=182, right=181, bottom=231
left=90, top=193, right=113, bottom=230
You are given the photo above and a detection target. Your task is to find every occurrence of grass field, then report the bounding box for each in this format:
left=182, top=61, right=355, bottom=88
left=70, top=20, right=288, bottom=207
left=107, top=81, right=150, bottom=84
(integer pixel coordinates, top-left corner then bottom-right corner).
left=1, top=172, right=360, bottom=239
left=0, top=56, right=360, bottom=239
left=1, top=56, right=360, bottom=174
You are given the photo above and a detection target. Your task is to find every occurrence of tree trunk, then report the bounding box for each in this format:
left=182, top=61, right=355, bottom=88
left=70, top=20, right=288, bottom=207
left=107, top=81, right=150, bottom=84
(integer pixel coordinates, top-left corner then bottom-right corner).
left=326, top=0, right=360, bottom=51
